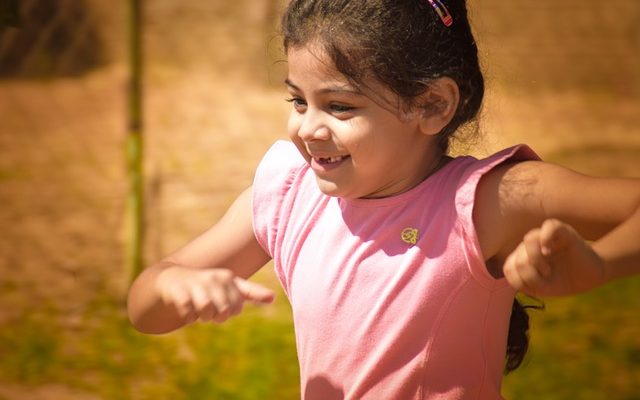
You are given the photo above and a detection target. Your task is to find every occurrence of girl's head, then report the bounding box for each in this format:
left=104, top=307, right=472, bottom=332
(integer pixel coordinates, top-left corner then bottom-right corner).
left=281, top=0, right=484, bottom=153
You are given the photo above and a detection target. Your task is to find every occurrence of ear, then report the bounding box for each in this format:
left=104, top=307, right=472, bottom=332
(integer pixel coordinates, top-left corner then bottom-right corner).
left=418, top=77, right=460, bottom=136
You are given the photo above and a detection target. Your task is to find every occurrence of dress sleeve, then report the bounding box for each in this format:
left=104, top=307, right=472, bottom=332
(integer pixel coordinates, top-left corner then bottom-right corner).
left=251, top=140, right=307, bottom=257
left=455, top=144, right=541, bottom=288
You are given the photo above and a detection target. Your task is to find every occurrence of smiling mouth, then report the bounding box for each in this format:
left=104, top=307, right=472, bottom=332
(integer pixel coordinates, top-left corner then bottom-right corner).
left=314, top=155, right=350, bottom=165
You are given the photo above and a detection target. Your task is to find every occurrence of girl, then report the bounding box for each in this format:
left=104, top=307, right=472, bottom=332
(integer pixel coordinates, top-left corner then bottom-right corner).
left=127, top=0, right=640, bottom=398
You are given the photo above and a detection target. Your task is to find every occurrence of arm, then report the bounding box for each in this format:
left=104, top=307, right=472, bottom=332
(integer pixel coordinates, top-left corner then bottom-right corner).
left=474, top=161, right=640, bottom=297
left=127, top=186, right=274, bottom=334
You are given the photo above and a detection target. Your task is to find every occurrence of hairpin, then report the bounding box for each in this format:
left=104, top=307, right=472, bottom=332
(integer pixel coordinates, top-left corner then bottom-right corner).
left=427, top=0, right=453, bottom=27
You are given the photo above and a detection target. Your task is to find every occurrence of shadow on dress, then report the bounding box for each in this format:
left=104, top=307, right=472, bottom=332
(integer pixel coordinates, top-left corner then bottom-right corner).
left=304, top=376, right=344, bottom=400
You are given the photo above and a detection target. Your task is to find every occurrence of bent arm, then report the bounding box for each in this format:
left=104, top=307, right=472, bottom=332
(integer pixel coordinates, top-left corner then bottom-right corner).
left=127, top=186, right=272, bottom=334
left=475, top=161, right=640, bottom=295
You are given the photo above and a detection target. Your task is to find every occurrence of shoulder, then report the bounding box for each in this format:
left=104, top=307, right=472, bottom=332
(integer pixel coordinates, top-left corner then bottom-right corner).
left=453, top=145, right=540, bottom=218
left=469, top=146, right=544, bottom=266
left=252, top=140, right=312, bottom=255
left=253, top=140, right=309, bottom=206
left=254, top=140, right=307, bottom=184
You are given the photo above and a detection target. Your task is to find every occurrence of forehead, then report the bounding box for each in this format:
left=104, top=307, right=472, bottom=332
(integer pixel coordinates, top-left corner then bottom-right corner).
left=286, top=45, right=354, bottom=89
left=286, top=44, right=405, bottom=114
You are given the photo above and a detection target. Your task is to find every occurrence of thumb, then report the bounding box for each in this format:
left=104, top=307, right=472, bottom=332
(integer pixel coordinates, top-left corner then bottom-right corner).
left=540, top=219, right=575, bottom=256
left=234, top=277, right=276, bottom=304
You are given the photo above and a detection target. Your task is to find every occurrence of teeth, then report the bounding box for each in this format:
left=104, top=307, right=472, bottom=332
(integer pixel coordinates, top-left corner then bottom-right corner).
left=317, top=156, right=345, bottom=164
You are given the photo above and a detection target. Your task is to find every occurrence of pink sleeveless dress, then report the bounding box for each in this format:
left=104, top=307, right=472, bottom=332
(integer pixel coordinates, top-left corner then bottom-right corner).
left=253, top=140, right=538, bottom=399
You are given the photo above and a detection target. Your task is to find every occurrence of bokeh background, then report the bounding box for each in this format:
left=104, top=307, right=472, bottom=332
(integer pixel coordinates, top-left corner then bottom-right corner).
left=0, top=0, right=639, bottom=399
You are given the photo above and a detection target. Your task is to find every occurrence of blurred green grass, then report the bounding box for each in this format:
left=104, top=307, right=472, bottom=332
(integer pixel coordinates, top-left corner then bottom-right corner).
left=1, top=276, right=639, bottom=398
left=0, top=288, right=300, bottom=399
left=504, top=277, right=640, bottom=399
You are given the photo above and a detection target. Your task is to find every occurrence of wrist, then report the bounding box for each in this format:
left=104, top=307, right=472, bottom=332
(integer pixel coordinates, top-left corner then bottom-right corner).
left=590, top=205, right=640, bottom=284
left=592, top=240, right=635, bottom=285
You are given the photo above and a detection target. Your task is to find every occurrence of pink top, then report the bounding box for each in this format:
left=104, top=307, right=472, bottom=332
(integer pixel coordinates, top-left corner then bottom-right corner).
left=252, top=140, right=539, bottom=399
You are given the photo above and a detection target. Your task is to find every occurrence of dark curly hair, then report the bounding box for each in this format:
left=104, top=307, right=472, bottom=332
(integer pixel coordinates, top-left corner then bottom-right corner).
left=282, top=0, right=537, bottom=374
left=282, top=0, right=484, bottom=153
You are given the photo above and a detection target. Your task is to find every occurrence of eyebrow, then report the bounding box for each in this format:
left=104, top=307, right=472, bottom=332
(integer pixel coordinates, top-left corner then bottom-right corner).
left=284, top=78, right=364, bottom=96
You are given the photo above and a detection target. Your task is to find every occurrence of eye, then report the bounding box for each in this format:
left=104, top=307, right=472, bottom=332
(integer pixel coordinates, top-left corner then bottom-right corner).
left=329, top=103, right=355, bottom=114
left=285, top=97, right=307, bottom=112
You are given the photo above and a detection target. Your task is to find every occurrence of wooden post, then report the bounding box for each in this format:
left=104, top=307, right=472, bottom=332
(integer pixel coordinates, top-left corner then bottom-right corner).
left=126, top=0, right=144, bottom=281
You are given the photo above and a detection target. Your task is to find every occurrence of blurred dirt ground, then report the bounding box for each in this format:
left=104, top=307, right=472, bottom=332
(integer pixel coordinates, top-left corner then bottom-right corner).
left=0, top=0, right=639, bottom=398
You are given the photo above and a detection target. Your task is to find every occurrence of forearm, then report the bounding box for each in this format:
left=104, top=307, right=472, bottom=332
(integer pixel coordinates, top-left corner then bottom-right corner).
left=127, top=261, right=188, bottom=335
left=593, top=205, right=640, bottom=283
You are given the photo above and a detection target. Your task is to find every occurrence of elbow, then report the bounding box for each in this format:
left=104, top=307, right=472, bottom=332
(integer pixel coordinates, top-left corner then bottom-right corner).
left=125, top=265, right=177, bottom=335
left=126, top=292, right=182, bottom=335
left=126, top=293, right=151, bottom=334
left=127, top=308, right=176, bottom=335
left=126, top=286, right=164, bottom=335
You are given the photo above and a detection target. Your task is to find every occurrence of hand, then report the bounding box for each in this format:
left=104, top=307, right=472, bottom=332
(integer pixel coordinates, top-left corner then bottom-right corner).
left=156, top=266, right=275, bottom=324
left=503, top=219, right=607, bottom=297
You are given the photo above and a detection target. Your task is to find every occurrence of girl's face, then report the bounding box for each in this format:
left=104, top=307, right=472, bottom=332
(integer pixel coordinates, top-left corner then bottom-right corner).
left=286, top=45, right=439, bottom=199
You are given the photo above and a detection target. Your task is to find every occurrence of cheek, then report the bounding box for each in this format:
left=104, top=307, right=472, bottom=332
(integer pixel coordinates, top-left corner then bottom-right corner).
left=287, top=112, right=301, bottom=140
left=287, top=114, right=310, bottom=161
left=337, top=121, right=369, bottom=151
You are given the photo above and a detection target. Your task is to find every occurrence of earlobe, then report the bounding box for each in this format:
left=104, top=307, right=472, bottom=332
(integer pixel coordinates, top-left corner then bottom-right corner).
left=418, top=77, right=460, bottom=136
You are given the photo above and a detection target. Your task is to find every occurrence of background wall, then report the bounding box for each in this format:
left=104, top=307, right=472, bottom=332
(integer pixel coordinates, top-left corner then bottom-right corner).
left=0, top=0, right=638, bottom=398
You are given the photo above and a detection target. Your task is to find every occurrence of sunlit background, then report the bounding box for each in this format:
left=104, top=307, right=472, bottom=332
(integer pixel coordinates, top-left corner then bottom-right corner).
left=0, top=0, right=638, bottom=399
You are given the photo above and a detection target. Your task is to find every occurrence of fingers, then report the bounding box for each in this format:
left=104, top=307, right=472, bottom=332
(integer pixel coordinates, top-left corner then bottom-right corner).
left=504, top=232, right=547, bottom=296
left=191, top=284, right=220, bottom=322
left=504, top=219, right=604, bottom=297
left=539, top=218, right=575, bottom=256
left=504, top=220, right=572, bottom=295
left=171, top=286, right=199, bottom=324
left=523, top=229, right=552, bottom=278
left=160, top=268, right=274, bottom=325
left=193, top=271, right=244, bottom=323
left=209, top=279, right=242, bottom=323
left=234, top=277, right=276, bottom=304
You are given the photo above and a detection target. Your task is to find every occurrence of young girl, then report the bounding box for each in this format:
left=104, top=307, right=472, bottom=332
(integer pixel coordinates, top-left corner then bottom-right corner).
left=127, top=0, right=640, bottom=398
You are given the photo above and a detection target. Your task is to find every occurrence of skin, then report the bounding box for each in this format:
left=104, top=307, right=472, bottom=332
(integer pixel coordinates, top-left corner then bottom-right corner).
left=284, top=45, right=457, bottom=199
left=476, top=162, right=640, bottom=296
left=127, top=44, right=640, bottom=335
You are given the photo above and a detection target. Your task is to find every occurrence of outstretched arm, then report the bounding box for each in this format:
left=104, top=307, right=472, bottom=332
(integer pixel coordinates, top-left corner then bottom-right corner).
left=475, top=161, right=640, bottom=297
left=127, top=186, right=274, bottom=334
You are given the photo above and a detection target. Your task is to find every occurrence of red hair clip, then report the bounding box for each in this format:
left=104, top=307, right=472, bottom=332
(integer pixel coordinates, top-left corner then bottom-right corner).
left=427, top=0, right=453, bottom=27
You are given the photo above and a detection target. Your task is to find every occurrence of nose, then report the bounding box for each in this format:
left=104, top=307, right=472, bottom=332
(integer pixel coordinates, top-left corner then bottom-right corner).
left=296, top=109, right=331, bottom=142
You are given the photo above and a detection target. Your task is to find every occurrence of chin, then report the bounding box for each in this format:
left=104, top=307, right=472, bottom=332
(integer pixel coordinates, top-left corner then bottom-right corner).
left=315, top=178, right=351, bottom=198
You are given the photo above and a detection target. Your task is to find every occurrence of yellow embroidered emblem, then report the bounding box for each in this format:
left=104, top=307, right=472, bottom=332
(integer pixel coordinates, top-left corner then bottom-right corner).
left=401, top=227, right=419, bottom=245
